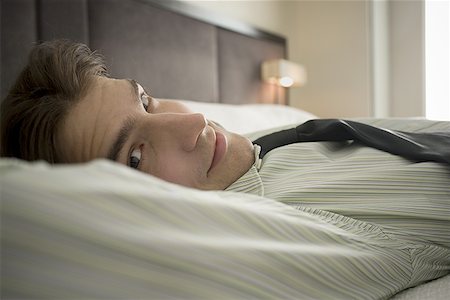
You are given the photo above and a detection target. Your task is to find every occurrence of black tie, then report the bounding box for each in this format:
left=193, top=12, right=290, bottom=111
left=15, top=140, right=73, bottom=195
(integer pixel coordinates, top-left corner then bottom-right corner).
left=253, top=119, right=450, bottom=165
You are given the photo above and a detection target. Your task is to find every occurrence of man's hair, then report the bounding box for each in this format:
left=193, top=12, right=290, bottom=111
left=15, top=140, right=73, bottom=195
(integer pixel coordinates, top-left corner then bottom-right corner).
left=0, top=39, right=108, bottom=163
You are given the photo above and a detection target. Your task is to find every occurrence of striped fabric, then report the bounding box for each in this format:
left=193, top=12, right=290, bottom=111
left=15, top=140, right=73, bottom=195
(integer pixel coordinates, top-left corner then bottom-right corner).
left=226, top=118, right=450, bottom=298
left=1, top=119, right=449, bottom=299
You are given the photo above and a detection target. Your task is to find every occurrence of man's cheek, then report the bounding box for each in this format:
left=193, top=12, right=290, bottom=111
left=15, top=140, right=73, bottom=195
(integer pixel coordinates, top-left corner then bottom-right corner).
left=152, top=160, right=196, bottom=187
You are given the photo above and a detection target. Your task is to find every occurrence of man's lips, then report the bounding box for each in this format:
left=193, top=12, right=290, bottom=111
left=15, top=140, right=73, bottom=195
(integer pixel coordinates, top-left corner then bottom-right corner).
left=208, top=130, right=227, bottom=173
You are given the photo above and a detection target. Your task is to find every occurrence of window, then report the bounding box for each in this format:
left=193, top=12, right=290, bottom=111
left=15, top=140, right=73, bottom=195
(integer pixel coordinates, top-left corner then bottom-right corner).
left=425, top=0, right=450, bottom=120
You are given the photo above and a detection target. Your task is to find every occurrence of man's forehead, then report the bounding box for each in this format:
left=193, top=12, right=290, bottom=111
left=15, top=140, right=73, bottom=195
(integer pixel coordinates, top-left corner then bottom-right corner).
left=60, top=77, right=137, bottom=163
left=100, top=77, right=138, bottom=99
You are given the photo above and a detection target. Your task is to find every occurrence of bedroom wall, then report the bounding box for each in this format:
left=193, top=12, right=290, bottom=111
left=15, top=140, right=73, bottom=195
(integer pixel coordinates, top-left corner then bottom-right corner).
left=280, top=0, right=371, bottom=118
left=189, top=0, right=371, bottom=118
left=389, top=0, right=425, bottom=118
left=185, top=0, right=285, bottom=34
left=188, top=0, right=425, bottom=119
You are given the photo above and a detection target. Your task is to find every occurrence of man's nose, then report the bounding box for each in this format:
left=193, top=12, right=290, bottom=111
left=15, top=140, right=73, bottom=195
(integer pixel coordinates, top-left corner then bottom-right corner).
left=155, top=112, right=208, bottom=151
left=177, top=113, right=208, bottom=151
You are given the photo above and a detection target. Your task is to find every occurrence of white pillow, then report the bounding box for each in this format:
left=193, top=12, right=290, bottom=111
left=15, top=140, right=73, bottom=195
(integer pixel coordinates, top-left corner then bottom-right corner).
left=0, top=158, right=341, bottom=298
left=177, top=100, right=317, bottom=134
left=1, top=158, right=424, bottom=299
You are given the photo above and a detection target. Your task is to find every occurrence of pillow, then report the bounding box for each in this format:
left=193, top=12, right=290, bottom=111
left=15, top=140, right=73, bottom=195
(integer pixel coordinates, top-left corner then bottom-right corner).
left=4, top=157, right=447, bottom=299
left=177, top=100, right=317, bottom=134
left=1, top=158, right=426, bottom=299
left=0, top=158, right=340, bottom=298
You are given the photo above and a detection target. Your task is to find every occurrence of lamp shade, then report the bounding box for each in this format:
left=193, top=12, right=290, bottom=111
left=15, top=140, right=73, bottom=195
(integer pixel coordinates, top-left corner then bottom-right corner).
left=261, top=59, right=307, bottom=88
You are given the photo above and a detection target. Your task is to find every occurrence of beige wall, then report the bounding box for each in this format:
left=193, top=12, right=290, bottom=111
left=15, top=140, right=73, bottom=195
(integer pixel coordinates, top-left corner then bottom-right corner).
left=186, top=0, right=285, bottom=34
left=389, top=0, right=425, bottom=117
left=280, top=0, right=371, bottom=118
left=188, top=0, right=425, bottom=119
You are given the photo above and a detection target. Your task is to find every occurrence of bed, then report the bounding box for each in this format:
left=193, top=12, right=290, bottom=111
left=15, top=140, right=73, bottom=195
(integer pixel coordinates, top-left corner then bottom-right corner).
left=1, top=0, right=449, bottom=299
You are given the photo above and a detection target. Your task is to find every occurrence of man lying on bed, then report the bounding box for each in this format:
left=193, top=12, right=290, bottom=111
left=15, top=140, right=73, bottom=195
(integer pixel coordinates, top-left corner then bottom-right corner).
left=1, top=40, right=449, bottom=299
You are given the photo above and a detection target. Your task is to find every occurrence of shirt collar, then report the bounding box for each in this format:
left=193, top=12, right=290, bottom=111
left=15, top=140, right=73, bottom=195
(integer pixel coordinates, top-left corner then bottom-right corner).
left=224, top=144, right=264, bottom=196
left=253, top=144, right=262, bottom=171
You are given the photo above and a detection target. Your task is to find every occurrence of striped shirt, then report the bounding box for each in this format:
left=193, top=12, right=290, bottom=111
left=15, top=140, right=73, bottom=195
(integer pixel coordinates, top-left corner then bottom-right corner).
left=226, top=118, right=450, bottom=298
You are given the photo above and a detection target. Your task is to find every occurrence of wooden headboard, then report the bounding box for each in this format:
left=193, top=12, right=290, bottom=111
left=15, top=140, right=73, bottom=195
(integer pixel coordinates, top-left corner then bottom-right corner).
left=1, top=0, right=287, bottom=104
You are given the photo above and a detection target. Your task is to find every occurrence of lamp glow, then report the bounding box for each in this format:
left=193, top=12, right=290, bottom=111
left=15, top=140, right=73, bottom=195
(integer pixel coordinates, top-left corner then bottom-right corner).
left=279, top=76, right=294, bottom=87
left=261, top=59, right=307, bottom=88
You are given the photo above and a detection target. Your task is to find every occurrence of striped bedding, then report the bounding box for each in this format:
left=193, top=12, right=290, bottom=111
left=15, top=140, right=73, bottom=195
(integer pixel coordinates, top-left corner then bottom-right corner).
left=1, top=118, right=449, bottom=299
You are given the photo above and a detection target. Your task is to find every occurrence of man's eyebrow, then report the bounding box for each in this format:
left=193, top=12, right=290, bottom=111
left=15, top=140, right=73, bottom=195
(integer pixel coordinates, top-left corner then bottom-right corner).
left=106, top=79, right=140, bottom=162
left=107, top=116, right=136, bottom=162
left=127, top=78, right=139, bottom=100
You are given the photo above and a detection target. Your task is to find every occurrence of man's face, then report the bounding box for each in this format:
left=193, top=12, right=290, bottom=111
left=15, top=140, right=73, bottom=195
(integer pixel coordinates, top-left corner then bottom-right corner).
left=59, top=76, right=254, bottom=190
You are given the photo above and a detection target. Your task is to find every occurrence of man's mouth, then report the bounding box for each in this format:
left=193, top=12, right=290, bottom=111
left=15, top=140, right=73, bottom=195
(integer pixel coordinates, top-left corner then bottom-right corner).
left=208, top=130, right=227, bottom=173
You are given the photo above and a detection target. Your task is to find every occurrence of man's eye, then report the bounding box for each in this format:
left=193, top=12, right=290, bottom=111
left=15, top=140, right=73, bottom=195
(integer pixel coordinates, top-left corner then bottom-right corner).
left=140, top=93, right=149, bottom=111
left=129, top=148, right=141, bottom=169
left=137, top=83, right=150, bottom=111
